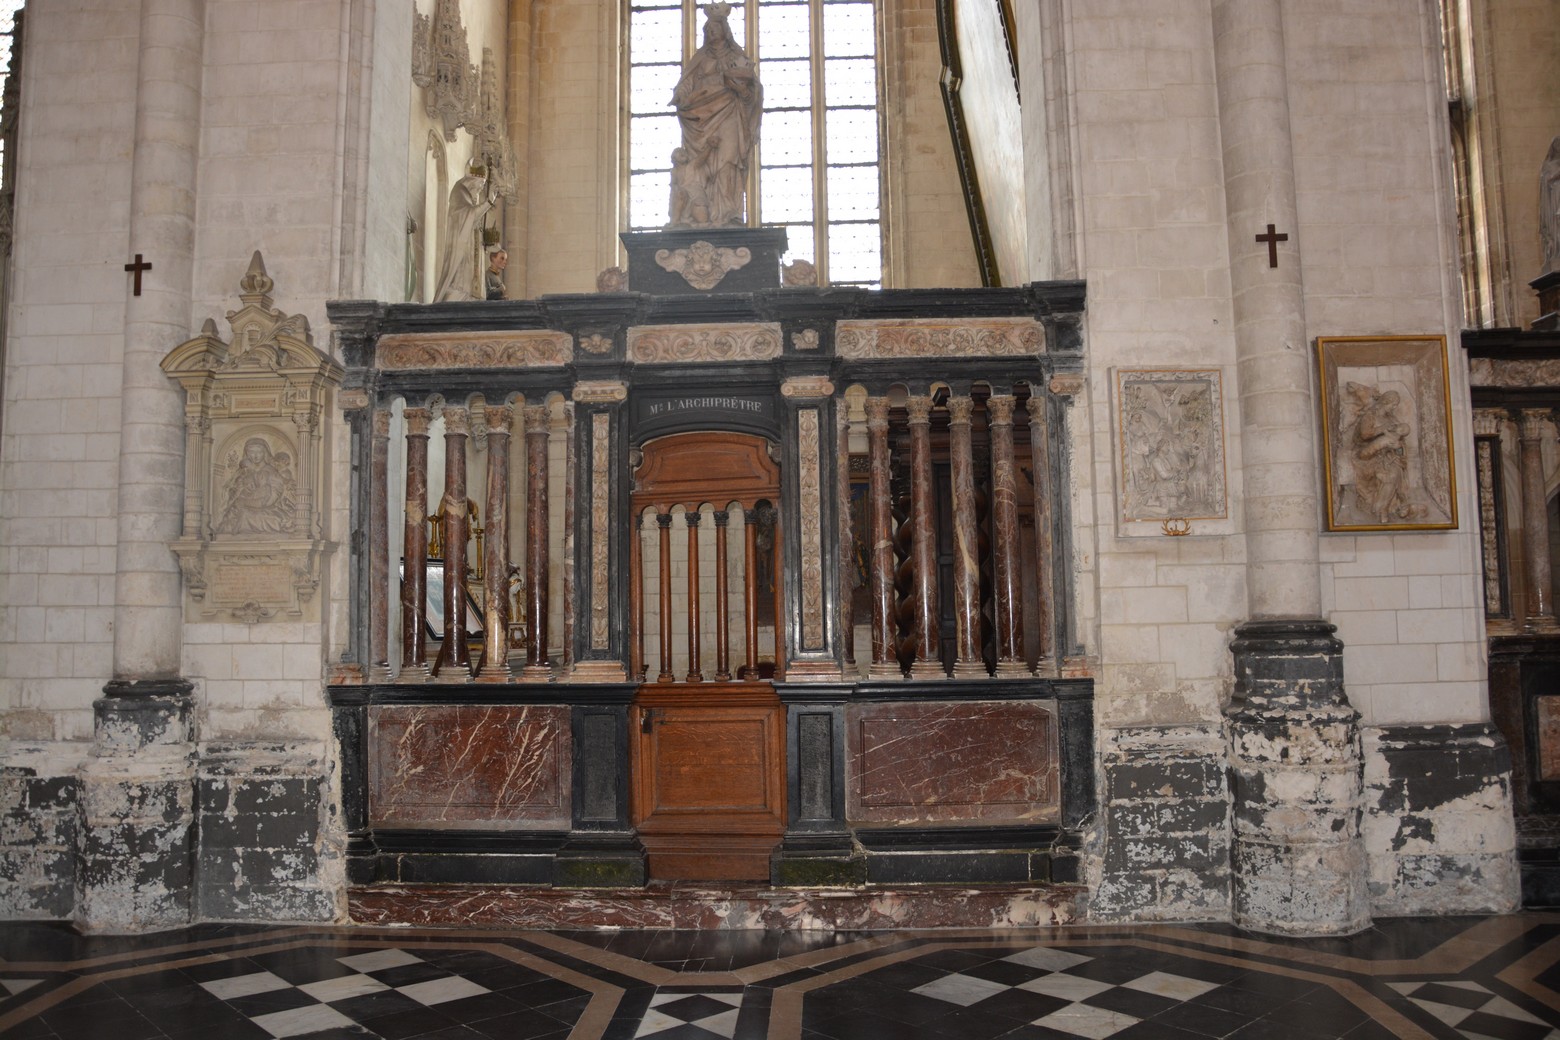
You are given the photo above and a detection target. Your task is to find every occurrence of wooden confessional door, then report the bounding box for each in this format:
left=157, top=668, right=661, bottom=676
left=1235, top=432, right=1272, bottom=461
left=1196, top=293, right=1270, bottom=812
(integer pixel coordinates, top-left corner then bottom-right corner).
left=629, top=432, right=786, bottom=881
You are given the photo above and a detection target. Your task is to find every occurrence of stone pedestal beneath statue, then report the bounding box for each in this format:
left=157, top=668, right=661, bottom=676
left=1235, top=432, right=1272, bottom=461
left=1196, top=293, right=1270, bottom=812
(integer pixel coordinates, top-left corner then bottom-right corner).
left=621, top=227, right=788, bottom=295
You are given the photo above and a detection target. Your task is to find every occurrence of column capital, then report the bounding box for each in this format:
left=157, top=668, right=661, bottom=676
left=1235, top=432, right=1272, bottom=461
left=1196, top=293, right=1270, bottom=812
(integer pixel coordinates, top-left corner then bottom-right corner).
left=1520, top=408, right=1553, bottom=441
left=524, top=403, right=549, bottom=431
left=1472, top=408, right=1503, bottom=437
left=947, top=396, right=975, bottom=425
left=442, top=405, right=470, bottom=437
left=372, top=408, right=392, bottom=438
left=865, top=396, right=890, bottom=430
left=485, top=404, right=514, bottom=434
left=987, top=394, right=1016, bottom=425
left=403, top=407, right=432, bottom=435
left=905, top=395, right=933, bottom=425
left=685, top=510, right=702, bottom=527
left=572, top=380, right=628, bottom=404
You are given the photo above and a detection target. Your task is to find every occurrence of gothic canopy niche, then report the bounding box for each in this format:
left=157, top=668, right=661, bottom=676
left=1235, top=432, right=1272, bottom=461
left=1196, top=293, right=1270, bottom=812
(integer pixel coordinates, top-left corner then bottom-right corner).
left=162, top=252, right=343, bottom=623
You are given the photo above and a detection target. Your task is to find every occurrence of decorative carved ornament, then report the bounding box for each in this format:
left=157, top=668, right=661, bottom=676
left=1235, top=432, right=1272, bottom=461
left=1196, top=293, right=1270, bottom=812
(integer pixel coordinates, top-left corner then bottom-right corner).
left=654, top=240, right=751, bottom=290
left=627, top=322, right=781, bottom=364
left=781, top=376, right=835, bottom=399
left=836, top=318, right=1044, bottom=359
left=377, top=330, right=573, bottom=370
left=578, top=333, right=614, bottom=356
left=1469, top=357, right=1560, bottom=388
left=161, top=252, right=342, bottom=623
left=591, top=413, right=612, bottom=650
left=572, top=380, right=629, bottom=404
left=792, top=329, right=820, bottom=350
left=412, top=0, right=479, bottom=143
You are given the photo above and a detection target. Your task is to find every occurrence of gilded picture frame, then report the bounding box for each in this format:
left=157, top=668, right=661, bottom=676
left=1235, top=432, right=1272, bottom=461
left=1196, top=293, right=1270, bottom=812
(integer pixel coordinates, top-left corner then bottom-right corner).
left=1317, top=335, right=1457, bottom=532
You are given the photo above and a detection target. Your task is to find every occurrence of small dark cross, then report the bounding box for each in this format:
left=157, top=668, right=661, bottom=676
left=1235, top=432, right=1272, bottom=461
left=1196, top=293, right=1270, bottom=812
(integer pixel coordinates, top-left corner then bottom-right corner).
left=124, top=253, right=152, bottom=296
left=1255, top=223, right=1288, bottom=268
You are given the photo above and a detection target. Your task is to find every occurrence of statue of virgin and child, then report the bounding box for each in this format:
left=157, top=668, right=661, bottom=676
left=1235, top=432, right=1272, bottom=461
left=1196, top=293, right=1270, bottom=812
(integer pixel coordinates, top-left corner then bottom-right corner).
left=668, top=3, right=763, bottom=229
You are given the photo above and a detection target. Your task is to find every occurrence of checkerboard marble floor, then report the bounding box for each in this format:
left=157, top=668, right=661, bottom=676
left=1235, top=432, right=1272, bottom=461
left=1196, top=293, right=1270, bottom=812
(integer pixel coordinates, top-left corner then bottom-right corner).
left=4, top=913, right=1560, bottom=1039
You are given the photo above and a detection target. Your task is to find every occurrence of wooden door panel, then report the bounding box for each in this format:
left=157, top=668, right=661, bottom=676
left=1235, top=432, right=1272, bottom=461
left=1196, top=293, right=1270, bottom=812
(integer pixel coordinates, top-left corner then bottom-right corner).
left=649, top=711, right=777, bottom=813
left=632, top=682, right=786, bottom=881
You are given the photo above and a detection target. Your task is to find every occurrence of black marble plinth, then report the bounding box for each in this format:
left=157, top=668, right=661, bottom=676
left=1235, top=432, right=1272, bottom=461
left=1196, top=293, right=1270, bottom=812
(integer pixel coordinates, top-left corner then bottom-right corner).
left=621, top=226, right=788, bottom=295
left=1229, top=618, right=1347, bottom=707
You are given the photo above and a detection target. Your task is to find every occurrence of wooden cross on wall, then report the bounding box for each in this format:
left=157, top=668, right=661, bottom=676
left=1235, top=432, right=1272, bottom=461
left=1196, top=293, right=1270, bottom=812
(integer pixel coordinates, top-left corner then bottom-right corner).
left=1255, top=224, right=1288, bottom=268
left=124, top=254, right=152, bottom=296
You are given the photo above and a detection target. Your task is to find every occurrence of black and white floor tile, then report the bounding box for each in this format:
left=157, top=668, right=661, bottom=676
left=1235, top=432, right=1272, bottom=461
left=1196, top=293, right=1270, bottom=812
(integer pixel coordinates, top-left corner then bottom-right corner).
left=4, top=914, right=1560, bottom=1039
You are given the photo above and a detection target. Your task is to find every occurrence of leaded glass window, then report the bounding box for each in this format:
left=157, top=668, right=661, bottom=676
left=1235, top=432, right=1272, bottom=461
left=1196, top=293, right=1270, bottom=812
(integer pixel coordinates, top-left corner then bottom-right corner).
left=627, top=0, right=883, bottom=287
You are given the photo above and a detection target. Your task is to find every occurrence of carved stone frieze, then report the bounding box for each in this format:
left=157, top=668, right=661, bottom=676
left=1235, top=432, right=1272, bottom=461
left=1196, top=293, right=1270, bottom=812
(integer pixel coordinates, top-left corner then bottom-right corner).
left=627, top=323, right=782, bottom=364
left=377, top=330, right=573, bottom=370
left=162, top=252, right=341, bottom=623
left=1470, top=357, right=1560, bottom=388
left=836, top=318, right=1045, bottom=359
left=654, top=240, right=751, bottom=291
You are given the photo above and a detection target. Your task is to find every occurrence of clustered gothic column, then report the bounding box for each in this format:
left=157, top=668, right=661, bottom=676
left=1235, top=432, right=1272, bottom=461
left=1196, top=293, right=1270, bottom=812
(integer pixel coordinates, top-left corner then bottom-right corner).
left=522, top=404, right=552, bottom=681
left=476, top=405, right=514, bottom=681
left=400, top=407, right=433, bottom=681
left=435, top=407, right=473, bottom=681
left=1519, top=410, right=1558, bottom=632
left=1213, top=0, right=1367, bottom=936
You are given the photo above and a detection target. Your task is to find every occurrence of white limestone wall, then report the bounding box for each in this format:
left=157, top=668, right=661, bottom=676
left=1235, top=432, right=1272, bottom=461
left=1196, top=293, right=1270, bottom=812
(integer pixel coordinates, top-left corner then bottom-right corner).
left=1287, top=0, right=1489, bottom=729
left=1054, top=4, right=1244, bottom=732
left=0, top=4, right=141, bottom=744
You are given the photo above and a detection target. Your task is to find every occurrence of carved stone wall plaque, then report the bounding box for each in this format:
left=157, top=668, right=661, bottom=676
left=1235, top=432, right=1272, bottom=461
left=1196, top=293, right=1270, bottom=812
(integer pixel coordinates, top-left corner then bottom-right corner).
left=377, top=330, right=572, bottom=370
left=836, top=317, right=1044, bottom=358
left=162, top=252, right=342, bottom=622
left=1112, top=367, right=1232, bottom=537
left=627, top=323, right=782, bottom=364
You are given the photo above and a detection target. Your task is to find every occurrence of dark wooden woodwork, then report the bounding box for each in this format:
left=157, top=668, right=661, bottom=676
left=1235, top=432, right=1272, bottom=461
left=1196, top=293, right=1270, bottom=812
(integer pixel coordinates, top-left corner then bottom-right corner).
left=628, top=432, right=787, bottom=880
left=631, top=681, right=786, bottom=881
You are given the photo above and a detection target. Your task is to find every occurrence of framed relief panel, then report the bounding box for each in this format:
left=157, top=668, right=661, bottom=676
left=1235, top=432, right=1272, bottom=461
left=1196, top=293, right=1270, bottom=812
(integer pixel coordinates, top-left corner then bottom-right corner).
left=1316, top=336, right=1457, bottom=532
left=1113, top=368, right=1231, bottom=537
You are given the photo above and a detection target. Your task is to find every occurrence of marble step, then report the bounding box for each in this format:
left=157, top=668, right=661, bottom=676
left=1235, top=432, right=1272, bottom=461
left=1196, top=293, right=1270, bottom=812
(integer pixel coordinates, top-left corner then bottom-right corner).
left=348, top=882, right=1088, bottom=931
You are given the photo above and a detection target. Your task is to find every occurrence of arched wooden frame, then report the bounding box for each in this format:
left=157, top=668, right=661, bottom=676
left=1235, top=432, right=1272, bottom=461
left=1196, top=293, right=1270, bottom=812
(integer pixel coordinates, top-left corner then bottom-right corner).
left=630, top=432, right=782, bottom=683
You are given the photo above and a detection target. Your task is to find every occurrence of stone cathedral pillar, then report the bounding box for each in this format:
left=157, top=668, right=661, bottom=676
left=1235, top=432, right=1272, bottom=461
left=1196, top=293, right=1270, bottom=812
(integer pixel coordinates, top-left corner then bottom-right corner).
left=80, top=0, right=205, bottom=932
left=1213, top=0, right=1367, bottom=935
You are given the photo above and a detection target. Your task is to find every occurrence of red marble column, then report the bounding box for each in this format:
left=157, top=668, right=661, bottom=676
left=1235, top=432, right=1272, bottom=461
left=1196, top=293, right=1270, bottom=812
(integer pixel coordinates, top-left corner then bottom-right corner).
left=947, top=395, right=985, bottom=677
left=770, top=505, right=786, bottom=680
left=866, top=398, right=900, bottom=678
left=685, top=510, right=703, bottom=682
left=988, top=395, right=1026, bottom=676
left=743, top=509, right=760, bottom=678
left=1026, top=393, right=1054, bottom=674
left=369, top=409, right=391, bottom=682
left=1520, top=409, right=1558, bottom=632
left=522, top=404, right=552, bottom=681
left=906, top=395, right=945, bottom=679
left=476, top=405, right=514, bottom=682
left=658, top=512, right=675, bottom=683
left=399, top=407, right=432, bottom=681
left=714, top=510, right=732, bottom=680
left=838, top=404, right=856, bottom=671
left=435, top=406, right=472, bottom=681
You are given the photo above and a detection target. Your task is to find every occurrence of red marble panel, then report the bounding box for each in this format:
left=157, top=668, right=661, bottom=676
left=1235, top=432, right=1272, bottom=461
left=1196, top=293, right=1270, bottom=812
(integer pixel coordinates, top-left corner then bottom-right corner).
left=847, top=700, right=1059, bottom=825
left=369, top=704, right=571, bottom=829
